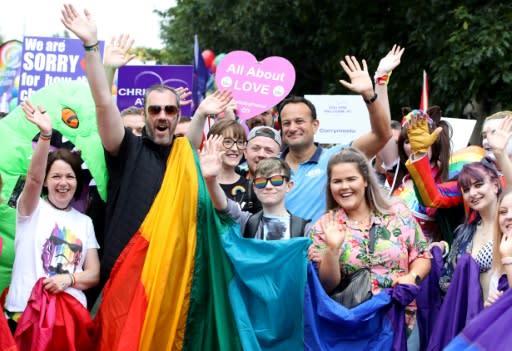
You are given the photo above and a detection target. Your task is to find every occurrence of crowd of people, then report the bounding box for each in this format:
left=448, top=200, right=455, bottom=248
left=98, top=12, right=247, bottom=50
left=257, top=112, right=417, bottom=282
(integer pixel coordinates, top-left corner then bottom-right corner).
left=2, top=3, right=512, bottom=351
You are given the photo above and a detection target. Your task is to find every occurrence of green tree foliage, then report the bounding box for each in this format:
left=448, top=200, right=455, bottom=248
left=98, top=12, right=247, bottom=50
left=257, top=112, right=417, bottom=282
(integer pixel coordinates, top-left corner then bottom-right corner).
left=158, top=0, right=512, bottom=118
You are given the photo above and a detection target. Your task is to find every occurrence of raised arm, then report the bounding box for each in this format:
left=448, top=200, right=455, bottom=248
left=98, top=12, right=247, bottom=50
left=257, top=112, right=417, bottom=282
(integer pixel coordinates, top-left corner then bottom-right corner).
left=18, top=101, right=52, bottom=217
left=103, top=34, right=136, bottom=91
left=374, top=45, right=404, bottom=167
left=175, top=87, right=193, bottom=109
left=61, top=4, right=125, bottom=155
left=221, top=99, right=238, bottom=121
left=200, top=134, right=228, bottom=210
left=340, top=56, right=392, bottom=158
left=403, top=111, right=462, bottom=208
left=313, top=211, right=346, bottom=293
left=186, top=90, right=233, bottom=149
left=487, top=116, right=512, bottom=187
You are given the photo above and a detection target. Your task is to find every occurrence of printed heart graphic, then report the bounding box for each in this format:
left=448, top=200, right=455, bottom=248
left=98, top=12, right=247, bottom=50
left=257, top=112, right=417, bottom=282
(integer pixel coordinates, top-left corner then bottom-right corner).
left=215, top=51, right=295, bottom=121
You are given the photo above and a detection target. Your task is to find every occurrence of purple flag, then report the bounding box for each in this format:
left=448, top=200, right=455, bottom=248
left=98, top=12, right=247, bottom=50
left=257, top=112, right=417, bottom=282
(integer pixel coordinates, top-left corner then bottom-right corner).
left=116, top=65, right=193, bottom=116
left=385, top=284, right=420, bottom=351
left=416, top=246, right=444, bottom=351
left=445, top=283, right=512, bottom=350
left=426, top=254, right=483, bottom=351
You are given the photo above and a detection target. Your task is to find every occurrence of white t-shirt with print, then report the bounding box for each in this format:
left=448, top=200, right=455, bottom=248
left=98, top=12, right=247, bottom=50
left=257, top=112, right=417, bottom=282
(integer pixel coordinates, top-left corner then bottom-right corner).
left=5, top=198, right=99, bottom=312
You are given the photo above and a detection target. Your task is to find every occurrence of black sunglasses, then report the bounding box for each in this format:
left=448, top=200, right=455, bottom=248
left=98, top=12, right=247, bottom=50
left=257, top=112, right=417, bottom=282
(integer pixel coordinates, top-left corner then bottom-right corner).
left=147, top=105, right=179, bottom=116
left=253, top=175, right=289, bottom=189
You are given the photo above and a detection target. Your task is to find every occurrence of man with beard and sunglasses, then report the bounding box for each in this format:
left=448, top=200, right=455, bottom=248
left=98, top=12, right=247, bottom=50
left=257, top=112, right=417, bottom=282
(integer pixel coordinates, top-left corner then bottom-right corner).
left=62, top=5, right=233, bottom=285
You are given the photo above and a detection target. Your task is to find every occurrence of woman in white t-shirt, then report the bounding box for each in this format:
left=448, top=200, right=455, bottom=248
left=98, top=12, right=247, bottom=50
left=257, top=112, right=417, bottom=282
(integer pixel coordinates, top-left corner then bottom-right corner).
left=4, top=100, right=100, bottom=333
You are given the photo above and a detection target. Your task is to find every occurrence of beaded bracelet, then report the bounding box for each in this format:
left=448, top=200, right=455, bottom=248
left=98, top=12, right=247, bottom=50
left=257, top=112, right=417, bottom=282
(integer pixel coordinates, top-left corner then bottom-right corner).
left=83, top=42, right=99, bottom=52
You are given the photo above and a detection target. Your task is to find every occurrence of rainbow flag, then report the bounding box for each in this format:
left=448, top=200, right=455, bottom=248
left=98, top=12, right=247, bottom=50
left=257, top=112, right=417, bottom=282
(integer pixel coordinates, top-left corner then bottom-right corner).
left=0, top=40, right=22, bottom=113
left=94, top=138, right=309, bottom=350
left=419, top=70, right=429, bottom=112
left=448, top=145, right=485, bottom=179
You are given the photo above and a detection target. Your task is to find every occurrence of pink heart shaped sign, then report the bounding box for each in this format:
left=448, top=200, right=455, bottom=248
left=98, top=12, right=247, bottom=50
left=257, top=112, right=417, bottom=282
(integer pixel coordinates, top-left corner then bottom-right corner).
left=215, top=51, right=295, bottom=121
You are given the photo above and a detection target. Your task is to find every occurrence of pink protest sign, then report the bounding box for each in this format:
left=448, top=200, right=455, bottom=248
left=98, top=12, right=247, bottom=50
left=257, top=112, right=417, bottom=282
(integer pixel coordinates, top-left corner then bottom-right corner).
left=215, top=51, right=295, bottom=121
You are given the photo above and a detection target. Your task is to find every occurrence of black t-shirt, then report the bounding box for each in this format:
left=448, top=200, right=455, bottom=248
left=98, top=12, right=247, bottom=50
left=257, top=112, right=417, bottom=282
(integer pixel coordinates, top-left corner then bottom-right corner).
left=220, top=176, right=250, bottom=209
left=101, top=129, right=171, bottom=283
left=234, top=168, right=262, bottom=214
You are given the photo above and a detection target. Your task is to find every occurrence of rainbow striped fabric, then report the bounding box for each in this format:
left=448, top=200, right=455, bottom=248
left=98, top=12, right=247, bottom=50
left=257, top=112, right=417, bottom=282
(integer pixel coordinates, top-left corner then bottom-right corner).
left=405, top=146, right=485, bottom=208
left=94, top=138, right=310, bottom=350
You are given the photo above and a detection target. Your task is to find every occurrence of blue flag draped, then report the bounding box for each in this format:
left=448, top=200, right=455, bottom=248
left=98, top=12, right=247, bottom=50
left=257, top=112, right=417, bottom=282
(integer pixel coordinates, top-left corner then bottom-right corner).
left=304, top=263, right=419, bottom=351
left=221, top=226, right=310, bottom=351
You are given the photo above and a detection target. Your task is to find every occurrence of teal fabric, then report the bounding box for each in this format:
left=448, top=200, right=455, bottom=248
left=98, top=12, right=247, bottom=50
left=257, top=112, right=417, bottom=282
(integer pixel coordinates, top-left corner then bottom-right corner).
left=221, top=228, right=310, bottom=351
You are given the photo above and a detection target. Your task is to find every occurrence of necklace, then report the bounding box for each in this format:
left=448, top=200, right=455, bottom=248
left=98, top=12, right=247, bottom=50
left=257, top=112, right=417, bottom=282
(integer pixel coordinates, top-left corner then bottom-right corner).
left=47, top=198, right=71, bottom=211
left=347, top=213, right=371, bottom=226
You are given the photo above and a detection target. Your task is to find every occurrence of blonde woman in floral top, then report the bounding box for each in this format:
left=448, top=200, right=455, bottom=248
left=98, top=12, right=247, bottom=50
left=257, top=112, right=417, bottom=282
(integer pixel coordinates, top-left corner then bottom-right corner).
left=308, top=147, right=431, bottom=335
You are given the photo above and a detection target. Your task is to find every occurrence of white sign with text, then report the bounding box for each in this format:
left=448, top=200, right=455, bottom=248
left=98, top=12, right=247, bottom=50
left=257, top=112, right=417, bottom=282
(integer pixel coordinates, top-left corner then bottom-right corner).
left=305, top=95, right=370, bottom=145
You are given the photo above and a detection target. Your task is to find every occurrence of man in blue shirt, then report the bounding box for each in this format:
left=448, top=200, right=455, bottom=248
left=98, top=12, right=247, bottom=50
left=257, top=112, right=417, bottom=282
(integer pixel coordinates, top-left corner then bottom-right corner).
left=280, top=56, right=391, bottom=222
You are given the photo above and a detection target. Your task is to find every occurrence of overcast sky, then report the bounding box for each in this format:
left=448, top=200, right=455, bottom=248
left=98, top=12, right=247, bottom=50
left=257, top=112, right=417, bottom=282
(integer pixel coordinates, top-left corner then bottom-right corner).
left=0, top=0, right=175, bottom=48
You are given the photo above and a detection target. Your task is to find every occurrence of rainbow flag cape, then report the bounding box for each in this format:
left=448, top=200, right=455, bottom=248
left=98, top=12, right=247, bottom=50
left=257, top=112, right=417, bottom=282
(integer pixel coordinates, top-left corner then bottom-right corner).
left=94, top=138, right=309, bottom=350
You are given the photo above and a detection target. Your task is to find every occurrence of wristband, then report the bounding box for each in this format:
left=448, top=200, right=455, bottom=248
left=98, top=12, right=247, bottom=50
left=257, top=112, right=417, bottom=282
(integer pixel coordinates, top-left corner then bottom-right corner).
left=83, top=42, right=99, bottom=52
left=374, top=71, right=392, bottom=85
left=68, top=272, right=75, bottom=287
left=409, top=271, right=421, bottom=285
left=39, top=132, right=52, bottom=141
left=502, top=257, right=512, bottom=265
left=363, top=93, right=378, bottom=105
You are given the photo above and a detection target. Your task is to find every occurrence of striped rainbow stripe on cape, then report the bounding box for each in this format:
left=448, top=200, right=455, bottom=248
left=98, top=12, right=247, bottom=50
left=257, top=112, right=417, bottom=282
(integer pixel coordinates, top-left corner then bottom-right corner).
left=94, top=138, right=310, bottom=350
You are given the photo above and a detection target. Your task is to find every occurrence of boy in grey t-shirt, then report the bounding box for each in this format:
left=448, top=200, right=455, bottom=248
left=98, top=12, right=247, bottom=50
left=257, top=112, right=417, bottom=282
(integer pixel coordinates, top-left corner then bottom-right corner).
left=200, top=135, right=311, bottom=239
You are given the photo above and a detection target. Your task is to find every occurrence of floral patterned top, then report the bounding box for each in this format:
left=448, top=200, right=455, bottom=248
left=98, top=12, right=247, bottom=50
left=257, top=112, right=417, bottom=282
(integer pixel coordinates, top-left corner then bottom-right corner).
left=310, top=202, right=431, bottom=332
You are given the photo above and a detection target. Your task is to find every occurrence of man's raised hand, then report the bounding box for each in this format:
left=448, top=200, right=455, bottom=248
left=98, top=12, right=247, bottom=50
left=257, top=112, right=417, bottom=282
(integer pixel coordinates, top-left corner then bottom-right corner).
left=61, top=4, right=97, bottom=46
left=104, top=34, right=136, bottom=68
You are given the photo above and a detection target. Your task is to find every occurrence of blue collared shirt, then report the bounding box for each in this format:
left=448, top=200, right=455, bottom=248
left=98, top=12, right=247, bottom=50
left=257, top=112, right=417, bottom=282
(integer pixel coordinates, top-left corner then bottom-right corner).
left=282, top=143, right=348, bottom=222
